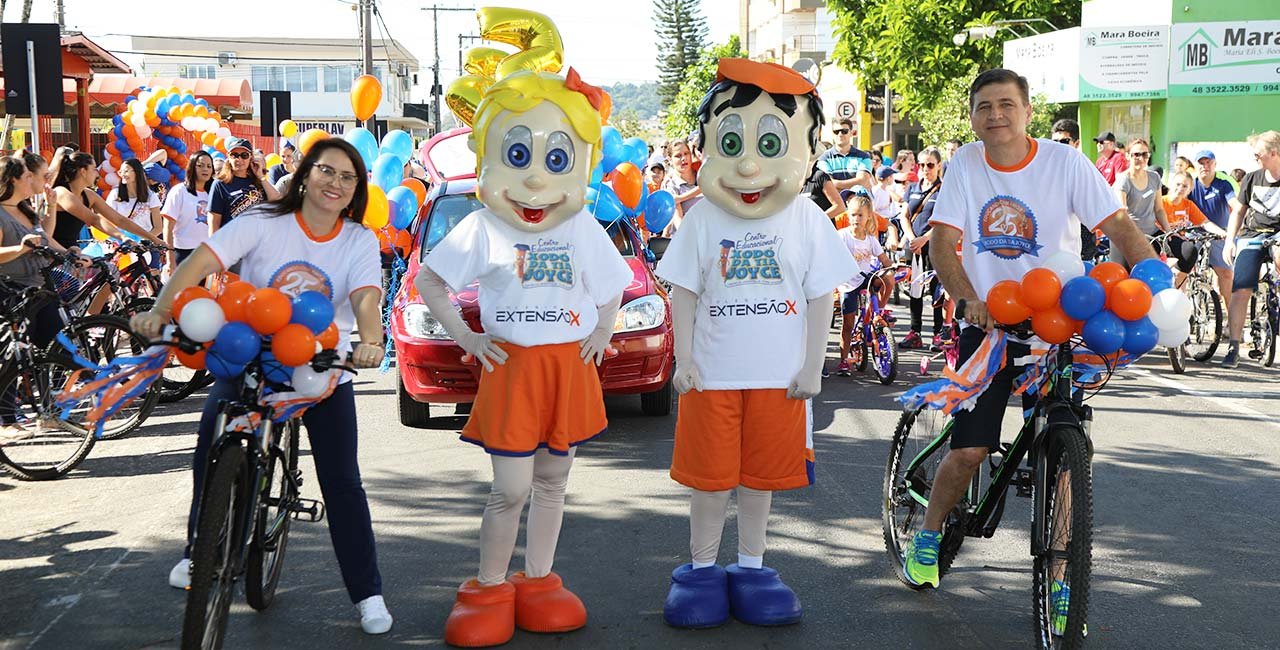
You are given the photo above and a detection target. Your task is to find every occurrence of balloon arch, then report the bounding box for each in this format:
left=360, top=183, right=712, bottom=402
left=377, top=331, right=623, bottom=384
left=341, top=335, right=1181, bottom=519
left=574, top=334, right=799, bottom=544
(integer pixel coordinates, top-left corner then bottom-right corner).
left=100, top=85, right=235, bottom=189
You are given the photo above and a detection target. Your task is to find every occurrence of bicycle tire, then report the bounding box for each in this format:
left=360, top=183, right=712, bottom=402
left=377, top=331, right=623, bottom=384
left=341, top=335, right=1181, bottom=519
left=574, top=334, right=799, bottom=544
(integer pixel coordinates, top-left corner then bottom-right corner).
left=1032, top=427, right=1093, bottom=650
left=182, top=444, right=248, bottom=650
left=0, top=355, right=96, bottom=481
left=883, top=407, right=964, bottom=589
left=245, top=420, right=301, bottom=611
left=1186, top=285, right=1222, bottom=363
left=873, top=324, right=898, bottom=385
left=1166, top=344, right=1186, bottom=374
left=52, top=314, right=160, bottom=440
left=1263, top=284, right=1277, bottom=368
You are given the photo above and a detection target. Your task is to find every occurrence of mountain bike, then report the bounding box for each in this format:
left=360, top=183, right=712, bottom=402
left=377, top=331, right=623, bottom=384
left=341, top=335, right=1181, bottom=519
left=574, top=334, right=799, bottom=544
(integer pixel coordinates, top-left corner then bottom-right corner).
left=884, top=303, right=1096, bottom=648
left=1154, top=229, right=1224, bottom=373
left=843, top=268, right=897, bottom=385
left=179, top=333, right=351, bottom=650
left=1242, top=233, right=1279, bottom=367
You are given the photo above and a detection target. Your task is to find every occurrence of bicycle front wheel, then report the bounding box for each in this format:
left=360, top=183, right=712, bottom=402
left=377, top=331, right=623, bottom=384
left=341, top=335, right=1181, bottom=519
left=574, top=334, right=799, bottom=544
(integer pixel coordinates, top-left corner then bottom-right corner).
left=0, top=355, right=95, bottom=480
left=53, top=314, right=160, bottom=440
left=183, top=443, right=248, bottom=650
left=1185, top=284, right=1222, bottom=363
left=245, top=420, right=301, bottom=610
left=1032, top=427, right=1093, bottom=649
left=871, top=323, right=898, bottom=385
left=883, top=406, right=964, bottom=589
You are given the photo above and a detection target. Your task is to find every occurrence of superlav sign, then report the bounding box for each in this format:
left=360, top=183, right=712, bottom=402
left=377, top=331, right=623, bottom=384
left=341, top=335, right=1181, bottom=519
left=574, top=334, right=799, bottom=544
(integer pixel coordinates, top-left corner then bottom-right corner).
left=1170, top=20, right=1280, bottom=97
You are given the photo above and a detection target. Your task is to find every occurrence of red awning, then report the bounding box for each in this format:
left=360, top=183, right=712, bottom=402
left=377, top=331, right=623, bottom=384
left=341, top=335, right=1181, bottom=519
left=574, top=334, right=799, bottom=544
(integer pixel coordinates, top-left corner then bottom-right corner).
left=0, top=76, right=253, bottom=112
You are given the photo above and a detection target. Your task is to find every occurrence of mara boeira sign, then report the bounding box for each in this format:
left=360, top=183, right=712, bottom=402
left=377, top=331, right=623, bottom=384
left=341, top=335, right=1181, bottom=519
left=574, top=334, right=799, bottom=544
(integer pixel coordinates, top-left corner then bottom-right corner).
left=1170, top=20, right=1280, bottom=97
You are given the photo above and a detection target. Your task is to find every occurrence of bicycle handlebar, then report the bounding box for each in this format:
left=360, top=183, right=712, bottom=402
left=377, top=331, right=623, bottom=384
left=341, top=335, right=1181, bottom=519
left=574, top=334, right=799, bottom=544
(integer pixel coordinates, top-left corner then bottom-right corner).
left=954, top=299, right=1035, bottom=339
left=150, top=324, right=358, bottom=376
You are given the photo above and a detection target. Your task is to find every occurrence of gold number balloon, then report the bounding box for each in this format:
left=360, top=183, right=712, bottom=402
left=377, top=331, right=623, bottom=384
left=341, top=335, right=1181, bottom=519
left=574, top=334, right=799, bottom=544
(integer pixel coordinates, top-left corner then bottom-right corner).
left=445, top=7, right=565, bottom=127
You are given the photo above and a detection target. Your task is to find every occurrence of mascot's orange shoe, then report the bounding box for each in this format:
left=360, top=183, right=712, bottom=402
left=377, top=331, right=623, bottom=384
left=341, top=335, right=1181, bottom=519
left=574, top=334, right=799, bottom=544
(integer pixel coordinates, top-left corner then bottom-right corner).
left=509, top=572, right=588, bottom=633
left=444, top=579, right=516, bottom=648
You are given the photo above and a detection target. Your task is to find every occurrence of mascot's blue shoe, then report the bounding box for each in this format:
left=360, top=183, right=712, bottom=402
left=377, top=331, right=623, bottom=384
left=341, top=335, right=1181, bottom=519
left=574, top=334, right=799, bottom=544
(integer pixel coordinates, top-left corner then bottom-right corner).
left=663, top=564, right=730, bottom=629
left=725, top=564, right=802, bottom=626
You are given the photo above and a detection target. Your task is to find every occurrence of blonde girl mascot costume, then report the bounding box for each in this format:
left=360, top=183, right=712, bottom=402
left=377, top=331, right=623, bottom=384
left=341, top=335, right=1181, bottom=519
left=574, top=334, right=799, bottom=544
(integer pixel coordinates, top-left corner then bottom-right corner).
left=655, top=59, right=857, bottom=628
left=415, top=8, right=631, bottom=648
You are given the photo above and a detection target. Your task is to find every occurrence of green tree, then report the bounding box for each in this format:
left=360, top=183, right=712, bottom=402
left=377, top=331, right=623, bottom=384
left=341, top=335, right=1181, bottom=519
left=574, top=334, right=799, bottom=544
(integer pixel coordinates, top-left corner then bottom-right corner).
left=606, top=82, right=662, bottom=120
left=827, top=0, right=1078, bottom=115
left=664, top=35, right=743, bottom=140
left=917, top=68, right=1061, bottom=148
left=653, top=0, right=708, bottom=105
left=612, top=109, right=648, bottom=140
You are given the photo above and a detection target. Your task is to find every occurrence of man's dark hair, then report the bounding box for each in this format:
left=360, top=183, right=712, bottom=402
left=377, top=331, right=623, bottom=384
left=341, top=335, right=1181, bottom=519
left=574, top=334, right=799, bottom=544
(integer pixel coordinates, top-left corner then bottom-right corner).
left=968, top=68, right=1030, bottom=112
left=1052, top=118, right=1080, bottom=142
left=695, top=78, right=824, bottom=155
left=946, top=138, right=963, bottom=147
left=832, top=117, right=854, bottom=130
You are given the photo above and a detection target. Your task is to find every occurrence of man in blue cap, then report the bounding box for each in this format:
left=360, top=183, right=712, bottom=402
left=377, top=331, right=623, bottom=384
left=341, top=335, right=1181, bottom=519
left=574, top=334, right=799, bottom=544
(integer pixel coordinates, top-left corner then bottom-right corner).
left=1188, top=149, right=1240, bottom=318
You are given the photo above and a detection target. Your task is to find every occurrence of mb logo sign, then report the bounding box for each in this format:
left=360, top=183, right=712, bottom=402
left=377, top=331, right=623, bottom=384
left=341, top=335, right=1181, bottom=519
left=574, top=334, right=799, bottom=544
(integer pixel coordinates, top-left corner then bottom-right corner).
left=1185, top=41, right=1209, bottom=69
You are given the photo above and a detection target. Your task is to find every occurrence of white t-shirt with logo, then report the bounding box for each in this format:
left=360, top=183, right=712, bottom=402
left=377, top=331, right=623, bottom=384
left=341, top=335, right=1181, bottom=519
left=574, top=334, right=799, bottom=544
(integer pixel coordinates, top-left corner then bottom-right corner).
left=837, top=227, right=884, bottom=292
left=655, top=195, right=858, bottom=390
left=424, top=208, right=633, bottom=348
left=204, top=206, right=383, bottom=360
left=161, top=188, right=211, bottom=250
left=930, top=139, right=1121, bottom=299
left=106, top=188, right=162, bottom=232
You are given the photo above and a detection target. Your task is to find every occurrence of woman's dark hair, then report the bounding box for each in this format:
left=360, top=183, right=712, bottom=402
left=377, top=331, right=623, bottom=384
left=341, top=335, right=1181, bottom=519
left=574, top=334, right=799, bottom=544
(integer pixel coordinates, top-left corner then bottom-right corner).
left=20, top=151, right=46, bottom=176
left=265, top=138, right=368, bottom=224
left=185, top=151, right=214, bottom=195
left=52, top=152, right=95, bottom=190
left=115, top=158, right=149, bottom=203
left=0, top=155, right=39, bottom=222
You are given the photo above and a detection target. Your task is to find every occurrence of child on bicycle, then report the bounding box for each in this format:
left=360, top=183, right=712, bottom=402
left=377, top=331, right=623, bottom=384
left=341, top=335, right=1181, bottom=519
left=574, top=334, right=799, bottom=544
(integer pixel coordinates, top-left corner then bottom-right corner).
left=834, top=194, right=895, bottom=375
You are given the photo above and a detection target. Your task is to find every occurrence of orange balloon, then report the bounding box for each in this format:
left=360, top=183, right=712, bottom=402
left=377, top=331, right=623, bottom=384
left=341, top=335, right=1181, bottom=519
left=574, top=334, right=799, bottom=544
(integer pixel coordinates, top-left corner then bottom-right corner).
left=375, top=227, right=393, bottom=253
left=176, top=346, right=208, bottom=370
left=317, top=323, right=340, bottom=350
left=1020, top=267, right=1062, bottom=312
left=271, top=323, right=317, bottom=366
left=1107, top=278, right=1153, bottom=321
left=364, top=185, right=390, bottom=230
left=298, top=128, right=330, bottom=156
left=400, top=178, right=427, bottom=206
left=246, top=288, right=293, bottom=335
left=350, top=74, right=383, bottom=122
left=1032, top=305, right=1075, bottom=344
left=1089, top=261, right=1128, bottom=295
left=613, top=162, right=644, bottom=210
left=172, top=286, right=215, bottom=321
left=986, top=280, right=1032, bottom=325
left=217, top=281, right=256, bottom=322
left=393, top=228, right=411, bottom=253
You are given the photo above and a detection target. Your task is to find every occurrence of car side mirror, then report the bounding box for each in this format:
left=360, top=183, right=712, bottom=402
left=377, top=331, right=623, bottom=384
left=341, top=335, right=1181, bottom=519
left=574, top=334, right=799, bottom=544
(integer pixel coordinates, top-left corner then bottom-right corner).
left=647, top=236, right=670, bottom=262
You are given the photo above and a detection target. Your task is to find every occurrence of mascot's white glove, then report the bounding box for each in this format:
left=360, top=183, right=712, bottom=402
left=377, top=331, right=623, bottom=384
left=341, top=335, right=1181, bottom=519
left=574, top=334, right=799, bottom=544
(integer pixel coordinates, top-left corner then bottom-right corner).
left=580, top=294, right=622, bottom=365
left=415, top=267, right=509, bottom=372
left=670, top=285, right=704, bottom=394
left=786, top=293, right=835, bottom=400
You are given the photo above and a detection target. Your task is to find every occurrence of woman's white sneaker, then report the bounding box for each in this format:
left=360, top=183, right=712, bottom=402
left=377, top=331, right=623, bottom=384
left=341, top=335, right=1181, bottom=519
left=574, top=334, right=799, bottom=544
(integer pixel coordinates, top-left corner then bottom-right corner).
left=356, top=595, right=393, bottom=634
left=169, top=559, right=191, bottom=589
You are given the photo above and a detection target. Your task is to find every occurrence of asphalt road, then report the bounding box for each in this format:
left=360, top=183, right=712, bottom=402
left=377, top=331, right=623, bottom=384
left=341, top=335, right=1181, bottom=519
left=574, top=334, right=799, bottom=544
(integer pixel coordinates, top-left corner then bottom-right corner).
left=3, top=314, right=1279, bottom=649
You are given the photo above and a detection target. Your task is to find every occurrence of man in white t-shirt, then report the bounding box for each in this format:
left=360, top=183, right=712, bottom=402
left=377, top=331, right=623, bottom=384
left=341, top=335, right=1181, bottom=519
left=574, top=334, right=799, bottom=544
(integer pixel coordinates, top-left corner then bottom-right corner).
left=656, top=59, right=857, bottom=630
left=899, top=69, right=1155, bottom=605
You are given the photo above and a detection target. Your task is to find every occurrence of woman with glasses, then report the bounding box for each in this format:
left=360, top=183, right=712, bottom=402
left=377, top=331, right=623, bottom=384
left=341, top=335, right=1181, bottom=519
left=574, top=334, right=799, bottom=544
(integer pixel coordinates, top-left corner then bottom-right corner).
left=898, top=147, right=951, bottom=351
left=207, top=138, right=281, bottom=235
left=131, top=137, right=394, bottom=635
left=1111, top=138, right=1168, bottom=268
left=161, top=151, right=215, bottom=274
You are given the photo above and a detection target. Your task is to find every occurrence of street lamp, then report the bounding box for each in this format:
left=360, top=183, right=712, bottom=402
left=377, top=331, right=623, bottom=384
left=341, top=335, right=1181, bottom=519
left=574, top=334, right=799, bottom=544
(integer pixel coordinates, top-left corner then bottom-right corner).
left=952, top=18, right=1059, bottom=45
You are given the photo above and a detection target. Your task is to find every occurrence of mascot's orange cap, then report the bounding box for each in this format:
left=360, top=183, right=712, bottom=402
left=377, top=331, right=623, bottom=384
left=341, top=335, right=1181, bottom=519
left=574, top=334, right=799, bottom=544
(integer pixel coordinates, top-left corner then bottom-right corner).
left=715, top=58, right=816, bottom=95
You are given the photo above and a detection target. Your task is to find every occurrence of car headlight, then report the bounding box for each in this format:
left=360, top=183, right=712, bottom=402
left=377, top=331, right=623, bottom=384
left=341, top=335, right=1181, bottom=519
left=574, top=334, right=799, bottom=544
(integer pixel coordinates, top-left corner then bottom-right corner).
left=614, top=295, right=666, bottom=333
left=403, top=304, right=452, bottom=340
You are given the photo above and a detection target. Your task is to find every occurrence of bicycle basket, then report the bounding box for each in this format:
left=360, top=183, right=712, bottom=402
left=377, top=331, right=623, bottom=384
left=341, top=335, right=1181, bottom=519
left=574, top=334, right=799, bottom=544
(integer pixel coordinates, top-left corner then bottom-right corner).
left=47, top=264, right=82, bottom=302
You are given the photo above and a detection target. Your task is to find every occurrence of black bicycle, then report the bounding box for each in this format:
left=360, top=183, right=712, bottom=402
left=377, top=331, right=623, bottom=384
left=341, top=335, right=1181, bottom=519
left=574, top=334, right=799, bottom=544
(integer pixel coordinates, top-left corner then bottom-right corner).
left=884, top=303, right=1096, bottom=649
left=1241, top=233, right=1279, bottom=367
left=179, top=333, right=350, bottom=650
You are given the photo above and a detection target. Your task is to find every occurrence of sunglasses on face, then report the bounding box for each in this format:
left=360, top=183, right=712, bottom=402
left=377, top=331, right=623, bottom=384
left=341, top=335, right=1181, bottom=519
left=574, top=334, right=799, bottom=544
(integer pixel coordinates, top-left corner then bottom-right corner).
left=1054, top=137, right=1072, bottom=145
left=832, top=129, right=850, bottom=135
left=920, top=162, right=937, bottom=169
left=230, top=151, right=251, bottom=160
left=1130, top=152, right=1150, bottom=159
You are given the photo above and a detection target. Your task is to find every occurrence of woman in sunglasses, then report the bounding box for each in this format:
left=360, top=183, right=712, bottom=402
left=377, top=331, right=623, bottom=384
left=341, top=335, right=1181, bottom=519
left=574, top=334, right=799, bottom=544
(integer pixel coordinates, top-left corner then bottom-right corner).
left=207, top=137, right=281, bottom=235
left=898, top=146, right=953, bottom=351
left=1111, top=137, right=1168, bottom=268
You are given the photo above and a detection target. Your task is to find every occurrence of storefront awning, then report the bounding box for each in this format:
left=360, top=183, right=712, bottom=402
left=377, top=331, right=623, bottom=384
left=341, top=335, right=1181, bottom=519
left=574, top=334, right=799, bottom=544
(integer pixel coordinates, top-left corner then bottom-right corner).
left=0, top=76, right=254, bottom=112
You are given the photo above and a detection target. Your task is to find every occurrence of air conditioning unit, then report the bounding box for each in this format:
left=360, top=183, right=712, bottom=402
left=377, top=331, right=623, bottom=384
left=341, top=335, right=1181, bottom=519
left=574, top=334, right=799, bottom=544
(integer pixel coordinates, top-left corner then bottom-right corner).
left=397, top=63, right=409, bottom=77
left=217, top=51, right=237, bottom=67
left=178, top=65, right=188, bottom=76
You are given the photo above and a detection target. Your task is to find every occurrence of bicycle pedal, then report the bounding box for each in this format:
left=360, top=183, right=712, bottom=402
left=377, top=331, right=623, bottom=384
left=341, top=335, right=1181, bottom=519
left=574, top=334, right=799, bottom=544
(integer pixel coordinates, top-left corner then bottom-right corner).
left=292, top=470, right=304, bottom=487
left=289, top=498, right=325, bottom=522
left=1248, top=350, right=1263, bottom=359
left=1013, top=468, right=1034, bottom=498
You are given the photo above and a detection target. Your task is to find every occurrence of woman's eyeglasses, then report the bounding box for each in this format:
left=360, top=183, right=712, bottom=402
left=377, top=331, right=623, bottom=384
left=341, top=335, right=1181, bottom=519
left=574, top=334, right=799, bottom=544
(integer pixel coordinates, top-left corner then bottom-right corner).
left=230, top=151, right=251, bottom=160
left=313, top=163, right=361, bottom=188
left=1130, top=152, right=1150, bottom=159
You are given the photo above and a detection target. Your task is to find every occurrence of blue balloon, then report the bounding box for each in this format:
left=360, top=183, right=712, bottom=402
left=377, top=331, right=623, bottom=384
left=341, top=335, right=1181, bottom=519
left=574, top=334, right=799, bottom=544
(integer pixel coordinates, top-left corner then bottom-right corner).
left=1130, top=258, right=1174, bottom=293
left=587, top=185, right=625, bottom=224
left=1082, top=310, right=1126, bottom=354
left=210, top=321, right=262, bottom=365
left=600, top=126, right=625, bottom=171
left=344, top=127, right=380, bottom=170
left=629, top=183, right=651, bottom=219
left=386, top=185, right=419, bottom=230
left=623, top=137, right=649, bottom=171
left=206, top=350, right=246, bottom=381
left=589, top=162, right=604, bottom=186
left=644, top=190, right=676, bottom=234
left=81, top=242, right=106, bottom=258
left=380, top=130, right=415, bottom=165
left=372, top=153, right=404, bottom=191
left=259, top=351, right=294, bottom=381
left=1122, top=316, right=1159, bottom=356
left=1061, top=276, right=1106, bottom=321
left=290, top=291, right=335, bottom=335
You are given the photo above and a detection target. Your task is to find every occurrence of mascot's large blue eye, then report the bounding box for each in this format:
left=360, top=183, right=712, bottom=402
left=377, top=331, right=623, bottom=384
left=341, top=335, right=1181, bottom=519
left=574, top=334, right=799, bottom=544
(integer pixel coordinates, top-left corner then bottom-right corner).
left=506, top=143, right=531, bottom=168
left=546, top=149, right=569, bottom=172
left=502, top=126, right=533, bottom=169
left=545, top=131, right=575, bottom=174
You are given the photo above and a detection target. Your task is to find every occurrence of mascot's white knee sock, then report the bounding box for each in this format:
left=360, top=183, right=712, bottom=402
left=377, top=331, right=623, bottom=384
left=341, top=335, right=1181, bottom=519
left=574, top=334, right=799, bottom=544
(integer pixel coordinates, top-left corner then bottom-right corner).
left=477, top=455, right=534, bottom=585
left=524, top=448, right=576, bottom=579
left=689, top=489, right=732, bottom=568
left=735, top=486, right=773, bottom=569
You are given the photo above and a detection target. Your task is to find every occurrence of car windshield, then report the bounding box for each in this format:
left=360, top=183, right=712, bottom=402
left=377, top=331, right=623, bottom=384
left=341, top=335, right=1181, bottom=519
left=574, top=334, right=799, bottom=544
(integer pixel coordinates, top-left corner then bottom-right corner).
left=421, top=194, right=635, bottom=260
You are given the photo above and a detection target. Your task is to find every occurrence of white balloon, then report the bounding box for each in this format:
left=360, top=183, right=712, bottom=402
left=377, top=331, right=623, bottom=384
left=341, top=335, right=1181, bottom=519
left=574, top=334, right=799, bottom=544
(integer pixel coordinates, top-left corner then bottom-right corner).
left=180, top=117, right=197, bottom=131
left=104, top=172, right=120, bottom=187
left=1043, top=250, right=1086, bottom=282
left=216, top=127, right=232, bottom=139
left=291, top=365, right=333, bottom=397
left=135, top=124, right=153, bottom=140
left=137, top=90, right=153, bottom=104
left=127, top=99, right=143, bottom=114
left=100, top=160, right=115, bottom=174
left=1157, top=320, right=1191, bottom=347
left=1148, top=288, right=1192, bottom=330
left=204, top=118, right=222, bottom=133
left=179, top=298, right=226, bottom=343
left=131, top=113, right=148, bottom=129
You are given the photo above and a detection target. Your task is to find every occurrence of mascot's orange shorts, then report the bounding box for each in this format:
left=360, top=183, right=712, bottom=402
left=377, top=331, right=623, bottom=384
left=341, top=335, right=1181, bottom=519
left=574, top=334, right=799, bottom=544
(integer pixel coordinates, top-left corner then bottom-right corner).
left=460, top=342, right=607, bottom=457
left=670, top=388, right=814, bottom=492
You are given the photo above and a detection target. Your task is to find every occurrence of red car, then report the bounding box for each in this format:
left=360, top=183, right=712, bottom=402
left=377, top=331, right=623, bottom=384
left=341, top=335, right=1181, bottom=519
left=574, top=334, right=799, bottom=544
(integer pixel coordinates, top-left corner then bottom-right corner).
left=390, top=131, right=674, bottom=427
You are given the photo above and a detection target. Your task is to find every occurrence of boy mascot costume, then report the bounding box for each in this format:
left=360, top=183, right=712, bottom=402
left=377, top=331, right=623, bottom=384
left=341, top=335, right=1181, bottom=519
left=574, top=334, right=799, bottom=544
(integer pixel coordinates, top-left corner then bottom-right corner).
left=416, top=9, right=632, bottom=647
left=656, top=58, right=857, bottom=628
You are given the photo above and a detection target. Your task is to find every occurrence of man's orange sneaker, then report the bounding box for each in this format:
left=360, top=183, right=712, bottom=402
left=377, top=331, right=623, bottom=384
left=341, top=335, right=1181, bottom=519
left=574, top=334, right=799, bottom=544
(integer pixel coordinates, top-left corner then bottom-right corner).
left=443, top=579, right=516, bottom=648
left=509, top=571, right=587, bottom=633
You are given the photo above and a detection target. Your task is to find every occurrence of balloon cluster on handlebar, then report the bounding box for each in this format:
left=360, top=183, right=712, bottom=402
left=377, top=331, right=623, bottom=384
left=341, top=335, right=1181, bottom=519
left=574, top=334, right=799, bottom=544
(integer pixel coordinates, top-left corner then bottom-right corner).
left=985, top=251, right=1190, bottom=356
left=586, top=126, right=675, bottom=234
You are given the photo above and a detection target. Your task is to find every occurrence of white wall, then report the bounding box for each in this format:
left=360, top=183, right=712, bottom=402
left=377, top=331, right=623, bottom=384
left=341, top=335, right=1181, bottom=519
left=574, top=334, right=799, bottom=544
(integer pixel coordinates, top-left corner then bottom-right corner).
left=1082, top=0, right=1173, bottom=28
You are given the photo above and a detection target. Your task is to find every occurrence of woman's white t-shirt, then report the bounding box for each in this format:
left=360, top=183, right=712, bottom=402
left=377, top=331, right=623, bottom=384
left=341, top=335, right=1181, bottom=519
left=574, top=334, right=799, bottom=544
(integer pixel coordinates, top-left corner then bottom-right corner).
left=655, top=195, right=858, bottom=390
left=204, top=206, right=383, bottom=361
left=424, top=208, right=633, bottom=348
left=106, top=188, right=162, bottom=232
left=837, top=227, right=885, bottom=292
left=161, top=187, right=211, bottom=250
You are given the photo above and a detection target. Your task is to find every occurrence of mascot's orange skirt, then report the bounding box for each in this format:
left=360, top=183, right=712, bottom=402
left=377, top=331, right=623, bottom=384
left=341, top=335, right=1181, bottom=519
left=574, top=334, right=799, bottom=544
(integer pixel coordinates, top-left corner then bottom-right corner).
left=460, top=342, right=607, bottom=457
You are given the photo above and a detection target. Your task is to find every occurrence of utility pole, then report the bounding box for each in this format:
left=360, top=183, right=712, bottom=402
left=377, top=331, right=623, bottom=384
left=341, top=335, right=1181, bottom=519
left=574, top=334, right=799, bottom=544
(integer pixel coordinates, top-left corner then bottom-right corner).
left=421, top=5, right=473, bottom=135
left=360, top=0, right=374, bottom=76
left=55, top=0, right=65, bottom=27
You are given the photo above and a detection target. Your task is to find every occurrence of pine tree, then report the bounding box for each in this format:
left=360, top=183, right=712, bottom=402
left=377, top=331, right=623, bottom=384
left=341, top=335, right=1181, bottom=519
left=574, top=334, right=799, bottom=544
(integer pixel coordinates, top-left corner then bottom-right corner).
left=653, top=0, right=708, bottom=106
